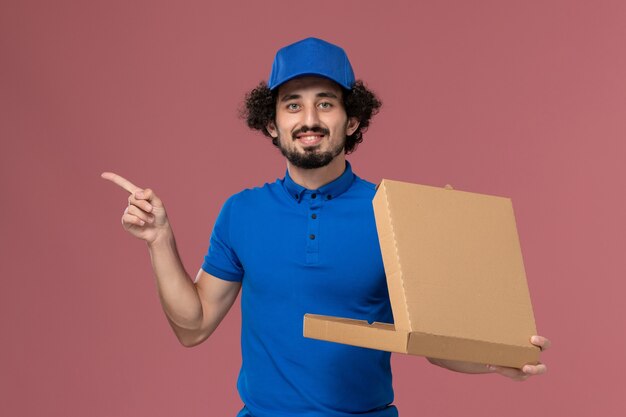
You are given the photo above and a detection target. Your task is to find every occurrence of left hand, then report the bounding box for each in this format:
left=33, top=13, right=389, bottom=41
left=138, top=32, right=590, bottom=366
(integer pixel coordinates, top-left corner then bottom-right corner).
left=487, top=335, right=551, bottom=381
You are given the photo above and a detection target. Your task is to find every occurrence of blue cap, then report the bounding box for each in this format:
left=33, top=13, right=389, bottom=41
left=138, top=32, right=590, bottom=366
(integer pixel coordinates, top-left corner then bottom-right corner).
left=267, top=37, right=355, bottom=91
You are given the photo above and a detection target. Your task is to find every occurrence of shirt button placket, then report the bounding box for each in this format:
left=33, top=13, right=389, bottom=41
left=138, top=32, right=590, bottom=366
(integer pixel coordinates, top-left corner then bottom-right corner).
left=306, top=191, right=321, bottom=264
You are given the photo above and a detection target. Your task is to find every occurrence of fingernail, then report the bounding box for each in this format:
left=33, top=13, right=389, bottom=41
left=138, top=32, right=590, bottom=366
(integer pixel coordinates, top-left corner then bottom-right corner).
left=139, top=220, right=145, bottom=226
left=523, top=366, right=531, bottom=373
left=487, top=365, right=496, bottom=371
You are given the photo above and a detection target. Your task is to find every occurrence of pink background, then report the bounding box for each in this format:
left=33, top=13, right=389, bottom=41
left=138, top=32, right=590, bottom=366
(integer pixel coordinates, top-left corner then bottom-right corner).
left=1, top=1, right=624, bottom=415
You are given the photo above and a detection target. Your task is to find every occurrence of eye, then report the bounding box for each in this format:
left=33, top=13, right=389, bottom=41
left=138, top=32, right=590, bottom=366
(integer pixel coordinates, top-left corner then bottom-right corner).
left=286, top=103, right=300, bottom=111
left=318, top=102, right=332, bottom=109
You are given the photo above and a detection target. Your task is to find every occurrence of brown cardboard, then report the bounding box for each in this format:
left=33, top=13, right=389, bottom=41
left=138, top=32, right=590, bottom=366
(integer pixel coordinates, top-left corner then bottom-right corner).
left=303, top=179, right=540, bottom=369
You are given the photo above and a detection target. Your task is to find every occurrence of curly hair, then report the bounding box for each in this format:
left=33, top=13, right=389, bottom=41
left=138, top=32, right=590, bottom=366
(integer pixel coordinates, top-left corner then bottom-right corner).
left=240, top=80, right=382, bottom=154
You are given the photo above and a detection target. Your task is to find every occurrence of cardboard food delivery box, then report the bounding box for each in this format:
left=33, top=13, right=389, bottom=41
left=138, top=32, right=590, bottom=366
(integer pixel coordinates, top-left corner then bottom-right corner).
left=303, top=179, right=540, bottom=369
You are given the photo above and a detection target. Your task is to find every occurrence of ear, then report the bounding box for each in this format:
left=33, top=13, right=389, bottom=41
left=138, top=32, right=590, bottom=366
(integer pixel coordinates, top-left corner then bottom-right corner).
left=266, top=120, right=278, bottom=138
left=346, top=117, right=360, bottom=136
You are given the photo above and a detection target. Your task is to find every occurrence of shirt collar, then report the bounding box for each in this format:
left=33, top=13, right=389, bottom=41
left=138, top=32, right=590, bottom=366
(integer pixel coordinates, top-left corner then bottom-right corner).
left=282, top=160, right=356, bottom=202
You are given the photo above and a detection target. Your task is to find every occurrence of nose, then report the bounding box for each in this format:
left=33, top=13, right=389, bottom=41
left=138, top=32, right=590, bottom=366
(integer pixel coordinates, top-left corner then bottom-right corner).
left=302, top=104, right=321, bottom=127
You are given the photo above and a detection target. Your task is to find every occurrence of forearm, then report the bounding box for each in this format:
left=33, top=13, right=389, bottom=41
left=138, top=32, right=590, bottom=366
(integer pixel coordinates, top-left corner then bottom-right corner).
left=427, top=357, right=491, bottom=374
left=147, top=227, right=203, bottom=330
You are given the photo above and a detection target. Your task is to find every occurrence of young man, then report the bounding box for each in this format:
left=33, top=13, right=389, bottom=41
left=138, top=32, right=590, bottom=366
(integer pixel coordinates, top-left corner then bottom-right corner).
left=102, top=37, right=550, bottom=417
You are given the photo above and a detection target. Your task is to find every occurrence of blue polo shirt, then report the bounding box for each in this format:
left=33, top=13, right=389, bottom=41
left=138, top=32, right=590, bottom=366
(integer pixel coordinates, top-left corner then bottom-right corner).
left=201, top=161, right=397, bottom=417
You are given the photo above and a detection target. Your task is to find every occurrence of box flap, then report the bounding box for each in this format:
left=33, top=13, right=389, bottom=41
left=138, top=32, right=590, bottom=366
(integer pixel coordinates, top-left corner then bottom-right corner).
left=373, top=179, right=537, bottom=349
left=303, top=314, right=409, bottom=353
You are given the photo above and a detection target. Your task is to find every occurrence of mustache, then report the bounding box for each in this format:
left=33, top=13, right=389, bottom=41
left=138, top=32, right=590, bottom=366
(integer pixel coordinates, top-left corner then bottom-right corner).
left=291, top=126, right=330, bottom=140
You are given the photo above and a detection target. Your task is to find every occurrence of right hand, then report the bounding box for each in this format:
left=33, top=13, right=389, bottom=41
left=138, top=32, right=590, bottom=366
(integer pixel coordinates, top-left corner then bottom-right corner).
left=101, top=172, right=171, bottom=244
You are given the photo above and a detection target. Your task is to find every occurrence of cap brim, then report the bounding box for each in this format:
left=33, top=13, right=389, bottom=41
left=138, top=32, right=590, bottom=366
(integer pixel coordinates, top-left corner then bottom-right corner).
left=269, top=72, right=351, bottom=91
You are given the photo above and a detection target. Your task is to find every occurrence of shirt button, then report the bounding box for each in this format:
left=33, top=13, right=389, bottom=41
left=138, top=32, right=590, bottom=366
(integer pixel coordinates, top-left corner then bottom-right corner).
left=311, top=213, right=317, bottom=219
left=326, top=195, right=332, bottom=200
left=311, top=193, right=317, bottom=199
left=309, top=234, right=316, bottom=240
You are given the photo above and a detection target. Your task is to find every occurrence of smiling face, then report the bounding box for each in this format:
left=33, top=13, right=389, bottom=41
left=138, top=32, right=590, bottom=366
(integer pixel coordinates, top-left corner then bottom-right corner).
left=266, top=76, right=360, bottom=169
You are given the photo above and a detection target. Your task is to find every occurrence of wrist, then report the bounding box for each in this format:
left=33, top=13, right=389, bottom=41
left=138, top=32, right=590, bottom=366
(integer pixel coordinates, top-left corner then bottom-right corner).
left=147, top=225, right=175, bottom=250
left=428, top=357, right=491, bottom=374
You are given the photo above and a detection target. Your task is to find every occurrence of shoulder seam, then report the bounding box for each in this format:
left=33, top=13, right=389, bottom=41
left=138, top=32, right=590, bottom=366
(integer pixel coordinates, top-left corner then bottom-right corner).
left=353, top=176, right=378, bottom=191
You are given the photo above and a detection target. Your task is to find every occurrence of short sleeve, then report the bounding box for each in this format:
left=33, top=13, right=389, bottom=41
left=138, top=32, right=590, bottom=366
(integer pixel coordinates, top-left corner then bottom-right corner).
left=198, top=195, right=244, bottom=283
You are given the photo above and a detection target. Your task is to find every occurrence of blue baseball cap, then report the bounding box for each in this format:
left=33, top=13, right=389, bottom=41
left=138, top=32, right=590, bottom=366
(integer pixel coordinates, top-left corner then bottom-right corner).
left=267, top=37, right=355, bottom=91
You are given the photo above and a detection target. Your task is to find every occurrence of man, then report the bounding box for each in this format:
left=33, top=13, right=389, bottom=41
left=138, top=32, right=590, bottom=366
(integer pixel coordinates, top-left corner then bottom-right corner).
left=102, top=37, right=550, bottom=417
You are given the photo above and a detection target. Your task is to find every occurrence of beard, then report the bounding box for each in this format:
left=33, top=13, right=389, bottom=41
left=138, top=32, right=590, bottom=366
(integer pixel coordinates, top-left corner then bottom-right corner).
left=276, top=126, right=346, bottom=169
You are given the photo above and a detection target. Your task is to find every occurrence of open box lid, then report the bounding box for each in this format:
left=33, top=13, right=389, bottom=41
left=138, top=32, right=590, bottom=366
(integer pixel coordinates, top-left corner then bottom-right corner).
left=304, top=179, right=540, bottom=368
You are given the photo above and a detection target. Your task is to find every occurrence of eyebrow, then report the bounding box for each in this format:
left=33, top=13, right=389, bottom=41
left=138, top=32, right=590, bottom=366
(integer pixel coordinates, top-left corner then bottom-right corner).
left=279, top=91, right=340, bottom=102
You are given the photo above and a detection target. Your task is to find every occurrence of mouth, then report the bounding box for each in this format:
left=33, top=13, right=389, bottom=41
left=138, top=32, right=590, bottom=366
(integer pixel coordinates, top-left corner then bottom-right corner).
left=295, top=134, right=325, bottom=146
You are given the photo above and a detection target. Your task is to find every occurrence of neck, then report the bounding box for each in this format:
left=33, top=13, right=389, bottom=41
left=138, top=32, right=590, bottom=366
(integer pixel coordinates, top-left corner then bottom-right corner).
left=286, top=154, right=347, bottom=190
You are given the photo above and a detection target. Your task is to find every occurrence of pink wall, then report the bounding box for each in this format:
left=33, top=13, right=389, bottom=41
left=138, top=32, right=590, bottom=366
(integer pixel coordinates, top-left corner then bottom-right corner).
left=1, top=1, right=624, bottom=415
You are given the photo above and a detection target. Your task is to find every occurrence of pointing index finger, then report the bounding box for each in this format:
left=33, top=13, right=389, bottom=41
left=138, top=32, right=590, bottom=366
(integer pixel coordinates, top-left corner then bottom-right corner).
left=101, top=172, right=141, bottom=194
